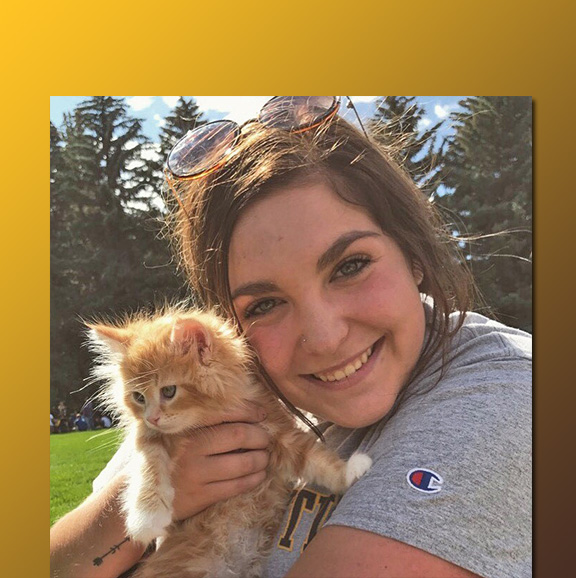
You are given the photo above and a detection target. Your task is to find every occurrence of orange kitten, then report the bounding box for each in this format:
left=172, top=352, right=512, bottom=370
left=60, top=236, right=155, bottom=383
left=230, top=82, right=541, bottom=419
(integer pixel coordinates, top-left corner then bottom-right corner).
left=88, top=308, right=371, bottom=578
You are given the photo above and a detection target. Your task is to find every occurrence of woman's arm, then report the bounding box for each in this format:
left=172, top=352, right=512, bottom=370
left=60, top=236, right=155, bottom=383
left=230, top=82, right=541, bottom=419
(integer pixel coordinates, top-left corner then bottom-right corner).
left=285, top=526, right=481, bottom=578
left=50, top=474, right=146, bottom=578
left=51, top=404, right=270, bottom=578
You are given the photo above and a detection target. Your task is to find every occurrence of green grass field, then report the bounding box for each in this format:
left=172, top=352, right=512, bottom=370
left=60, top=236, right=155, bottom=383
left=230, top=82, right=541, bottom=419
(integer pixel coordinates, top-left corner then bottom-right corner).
left=50, top=428, right=123, bottom=526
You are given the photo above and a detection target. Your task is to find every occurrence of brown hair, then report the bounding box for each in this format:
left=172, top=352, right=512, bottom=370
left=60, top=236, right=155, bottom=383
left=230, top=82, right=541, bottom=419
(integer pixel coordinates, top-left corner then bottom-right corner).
left=166, top=117, right=475, bottom=431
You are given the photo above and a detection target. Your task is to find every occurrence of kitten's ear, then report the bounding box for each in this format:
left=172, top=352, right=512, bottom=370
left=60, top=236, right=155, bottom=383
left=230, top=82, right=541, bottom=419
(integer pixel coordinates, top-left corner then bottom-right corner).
left=170, top=317, right=212, bottom=364
left=87, top=324, right=131, bottom=355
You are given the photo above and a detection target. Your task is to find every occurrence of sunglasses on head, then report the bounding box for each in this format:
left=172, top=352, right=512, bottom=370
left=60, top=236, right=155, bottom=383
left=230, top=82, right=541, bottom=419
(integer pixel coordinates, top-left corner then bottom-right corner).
left=164, top=96, right=367, bottom=184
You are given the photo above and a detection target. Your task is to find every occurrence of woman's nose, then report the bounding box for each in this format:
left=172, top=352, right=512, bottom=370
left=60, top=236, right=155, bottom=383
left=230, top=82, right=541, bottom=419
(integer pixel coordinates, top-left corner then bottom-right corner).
left=298, top=303, right=348, bottom=355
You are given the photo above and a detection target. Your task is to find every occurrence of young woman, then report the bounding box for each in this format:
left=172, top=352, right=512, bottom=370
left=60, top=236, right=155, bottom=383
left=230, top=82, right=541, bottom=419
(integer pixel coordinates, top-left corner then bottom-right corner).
left=50, top=97, right=531, bottom=578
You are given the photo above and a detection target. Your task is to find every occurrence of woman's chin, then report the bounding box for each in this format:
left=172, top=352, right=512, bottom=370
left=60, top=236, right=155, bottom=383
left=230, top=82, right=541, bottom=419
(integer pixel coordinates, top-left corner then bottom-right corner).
left=315, top=405, right=394, bottom=430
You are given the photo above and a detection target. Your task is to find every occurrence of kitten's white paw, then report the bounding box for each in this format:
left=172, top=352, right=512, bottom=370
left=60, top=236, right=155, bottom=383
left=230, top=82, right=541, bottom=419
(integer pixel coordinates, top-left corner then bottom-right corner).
left=126, top=507, right=172, bottom=544
left=345, top=452, right=372, bottom=487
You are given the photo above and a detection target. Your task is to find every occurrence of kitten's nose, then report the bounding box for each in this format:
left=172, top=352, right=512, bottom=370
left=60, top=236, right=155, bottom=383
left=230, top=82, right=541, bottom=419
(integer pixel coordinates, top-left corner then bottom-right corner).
left=146, top=415, right=160, bottom=426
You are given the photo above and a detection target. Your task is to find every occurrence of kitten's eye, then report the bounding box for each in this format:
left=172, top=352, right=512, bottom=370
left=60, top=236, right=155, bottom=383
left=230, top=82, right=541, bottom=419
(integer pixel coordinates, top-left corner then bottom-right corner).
left=161, top=385, right=176, bottom=399
left=132, top=392, right=145, bottom=404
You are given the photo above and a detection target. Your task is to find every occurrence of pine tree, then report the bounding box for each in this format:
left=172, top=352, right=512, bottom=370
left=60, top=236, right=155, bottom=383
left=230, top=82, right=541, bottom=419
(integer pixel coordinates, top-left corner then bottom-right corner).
left=369, top=96, right=444, bottom=195
left=50, top=98, right=187, bottom=407
left=441, top=96, right=532, bottom=331
left=50, top=121, right=76, bottom=405
left=158, top=96, right=206, bottom=165
left=143, top=97, right=207, bottom=212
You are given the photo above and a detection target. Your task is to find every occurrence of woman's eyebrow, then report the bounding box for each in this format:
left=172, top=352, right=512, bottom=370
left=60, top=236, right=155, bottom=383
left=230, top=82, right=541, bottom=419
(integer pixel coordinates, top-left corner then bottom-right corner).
left=317, top=230, right=381, bottom=272
left=230, top=231, right=380, bottom=300
left=231, top=281, right=279, bottom=300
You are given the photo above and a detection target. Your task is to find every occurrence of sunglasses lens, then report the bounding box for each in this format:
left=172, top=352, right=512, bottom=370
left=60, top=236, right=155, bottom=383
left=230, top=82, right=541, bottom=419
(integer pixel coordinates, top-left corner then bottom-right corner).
left=259, top=96, right=338, bottom=131
left=167, top=120, right=239, bottom=178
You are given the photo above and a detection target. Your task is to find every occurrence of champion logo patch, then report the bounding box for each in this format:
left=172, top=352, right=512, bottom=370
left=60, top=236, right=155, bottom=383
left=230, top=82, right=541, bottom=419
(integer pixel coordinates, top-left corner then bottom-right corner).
left=407, top=468, right=443, bottom=493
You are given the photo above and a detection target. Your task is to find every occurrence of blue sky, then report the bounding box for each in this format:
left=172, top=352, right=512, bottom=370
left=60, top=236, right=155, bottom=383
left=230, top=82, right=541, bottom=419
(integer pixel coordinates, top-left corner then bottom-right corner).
left=50, top=96, right=467, bottom=142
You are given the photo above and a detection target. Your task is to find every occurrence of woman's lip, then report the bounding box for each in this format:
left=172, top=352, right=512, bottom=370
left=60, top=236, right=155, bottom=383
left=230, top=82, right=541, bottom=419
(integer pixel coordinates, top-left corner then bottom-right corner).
left=308, top=343, right=375, bottom=376
left=300, top=336, right=385, bottom=390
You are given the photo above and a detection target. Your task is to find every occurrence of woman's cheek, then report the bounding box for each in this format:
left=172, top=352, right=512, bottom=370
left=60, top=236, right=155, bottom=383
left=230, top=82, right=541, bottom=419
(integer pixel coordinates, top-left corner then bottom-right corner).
left=247, top=327, right=288, bottom=377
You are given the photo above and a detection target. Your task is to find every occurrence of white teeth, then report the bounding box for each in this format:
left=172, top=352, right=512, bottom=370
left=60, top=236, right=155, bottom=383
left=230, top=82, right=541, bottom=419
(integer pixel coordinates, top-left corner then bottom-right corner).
left=344, top=364, right=356, bottom=377
left=313, top=344, right=375, bottom=382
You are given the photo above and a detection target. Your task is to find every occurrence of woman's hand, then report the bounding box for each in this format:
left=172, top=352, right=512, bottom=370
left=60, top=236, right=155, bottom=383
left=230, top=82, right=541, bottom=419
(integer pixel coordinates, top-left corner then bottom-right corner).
left=170, top=404, right=271, bottom=521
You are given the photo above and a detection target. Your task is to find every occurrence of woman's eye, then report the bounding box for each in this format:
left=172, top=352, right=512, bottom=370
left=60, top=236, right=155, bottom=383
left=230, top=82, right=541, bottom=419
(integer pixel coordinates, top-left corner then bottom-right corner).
left=244, top=298, right=281, bottom=319
left=333, top=256, right=371, bottom=280
left=161, top=385, right=177, bottom=399
left=132, top=392, right=145, bottom=404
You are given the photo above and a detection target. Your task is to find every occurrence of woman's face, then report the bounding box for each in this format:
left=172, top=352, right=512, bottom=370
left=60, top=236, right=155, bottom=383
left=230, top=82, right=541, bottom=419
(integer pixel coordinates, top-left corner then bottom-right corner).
left=228, top=181, right=426, bottom=428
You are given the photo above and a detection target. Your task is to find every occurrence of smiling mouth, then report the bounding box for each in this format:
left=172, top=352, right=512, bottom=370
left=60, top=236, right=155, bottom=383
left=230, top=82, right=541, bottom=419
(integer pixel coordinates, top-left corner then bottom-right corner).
left=310, top=340, right=380, bottom=383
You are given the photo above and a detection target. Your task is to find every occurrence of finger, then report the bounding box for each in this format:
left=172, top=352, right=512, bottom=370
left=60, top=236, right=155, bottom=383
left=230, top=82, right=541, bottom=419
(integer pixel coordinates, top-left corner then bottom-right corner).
left=203, top=449, right=270, bottom=483
left=206, top=470, right=268, bottom=502
left=191, top=422, right=270, bottom=456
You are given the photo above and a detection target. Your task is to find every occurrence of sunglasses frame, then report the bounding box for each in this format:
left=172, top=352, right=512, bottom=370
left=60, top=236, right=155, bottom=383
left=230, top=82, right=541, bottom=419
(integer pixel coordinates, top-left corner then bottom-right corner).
left=164, top=97, right=369, bottom=212
left=165, top=96, right=344, bottom=181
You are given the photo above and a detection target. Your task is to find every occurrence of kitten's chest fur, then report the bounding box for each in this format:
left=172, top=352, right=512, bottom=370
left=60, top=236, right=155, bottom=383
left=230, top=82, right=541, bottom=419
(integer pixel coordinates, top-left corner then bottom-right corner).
left=132, top=394, right=306, bottom=578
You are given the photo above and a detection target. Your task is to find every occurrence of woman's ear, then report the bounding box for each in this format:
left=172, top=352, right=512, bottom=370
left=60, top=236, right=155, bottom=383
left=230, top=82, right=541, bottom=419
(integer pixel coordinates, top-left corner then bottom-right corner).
left=412, top=261, right=424, bottom=287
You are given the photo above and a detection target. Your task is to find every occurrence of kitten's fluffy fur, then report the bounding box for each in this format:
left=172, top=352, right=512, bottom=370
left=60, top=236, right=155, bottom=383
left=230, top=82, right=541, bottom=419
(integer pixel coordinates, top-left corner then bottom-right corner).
left=88, top=308, right=371, bottom=578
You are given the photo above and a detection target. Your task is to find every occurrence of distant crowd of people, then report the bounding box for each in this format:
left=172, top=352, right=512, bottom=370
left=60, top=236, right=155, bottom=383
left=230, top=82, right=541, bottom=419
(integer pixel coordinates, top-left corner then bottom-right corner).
left=50, top=400, right=113, bottom=434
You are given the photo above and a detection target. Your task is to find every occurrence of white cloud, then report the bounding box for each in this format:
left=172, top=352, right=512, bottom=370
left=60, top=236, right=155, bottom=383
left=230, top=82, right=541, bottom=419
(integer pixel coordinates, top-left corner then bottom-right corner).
left=194, top=96, right=274, bottom=122
left=162, top=96, right=180, bottom=108
left=350, top=96, right=378, bottom=102
left=192, top=96, right=376, bottom=123
left=141, top=143, right=161, bottom=162
left=154, top=113, right=166, bottom=128
left=126, top=96, right=155, bottom=111
left=434, top=104, right=451, bottom=119
left=125, top=159, right=145, bottom=171
left=125, top=139, right=140, bottom=151
left=418, top=117, right=432, bottom=131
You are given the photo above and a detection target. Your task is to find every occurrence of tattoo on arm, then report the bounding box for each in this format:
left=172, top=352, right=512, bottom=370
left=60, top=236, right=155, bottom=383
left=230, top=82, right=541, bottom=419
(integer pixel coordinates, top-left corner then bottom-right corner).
left=93, top=536, right=131, bottom=566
